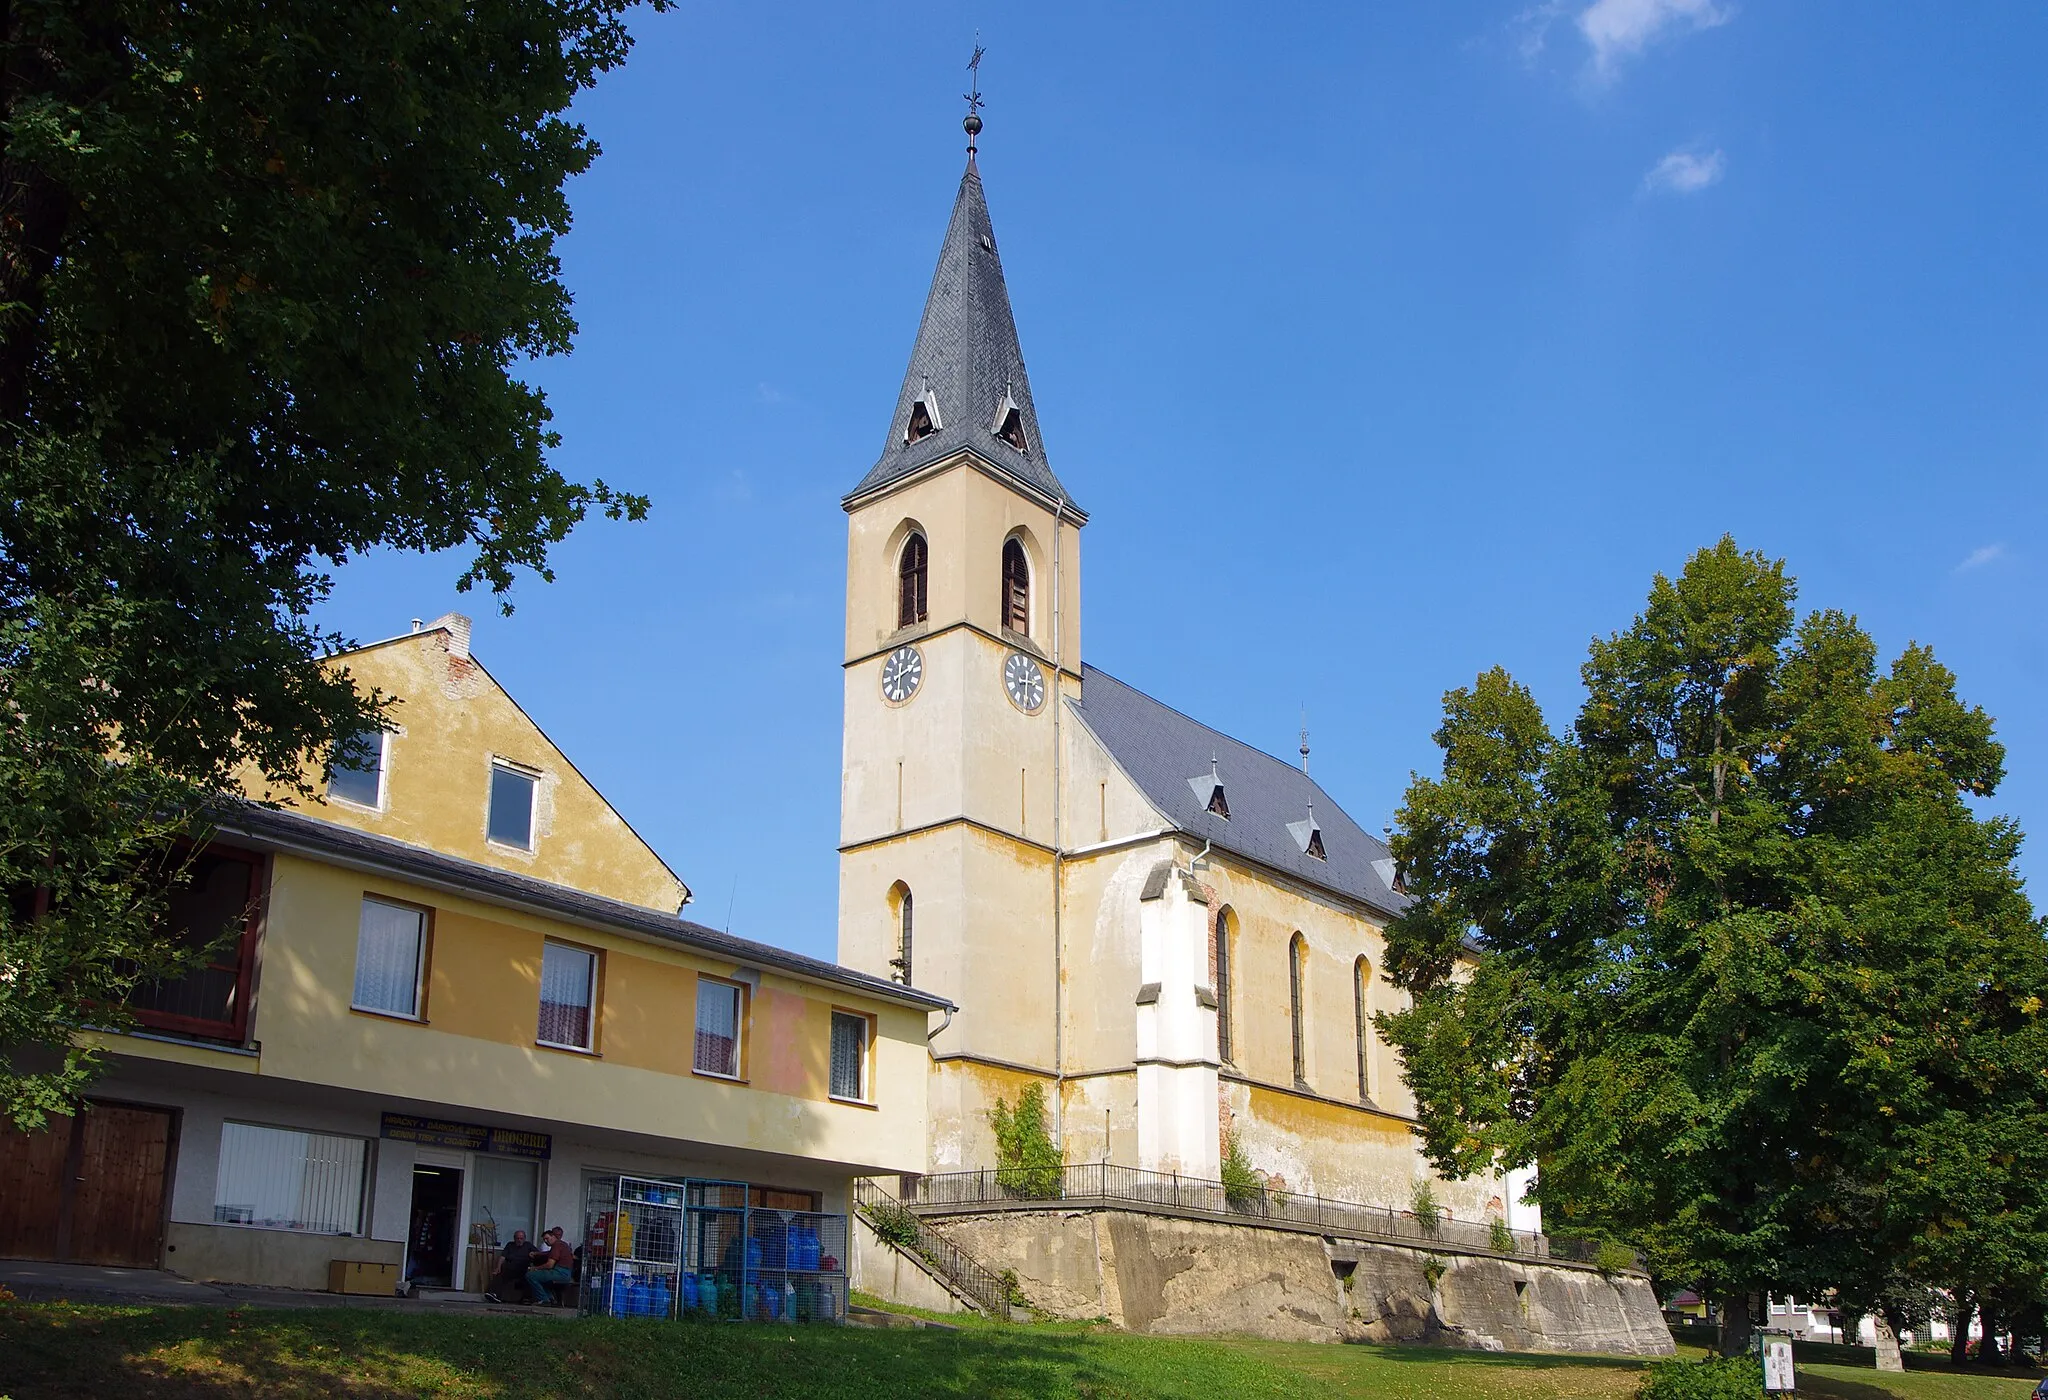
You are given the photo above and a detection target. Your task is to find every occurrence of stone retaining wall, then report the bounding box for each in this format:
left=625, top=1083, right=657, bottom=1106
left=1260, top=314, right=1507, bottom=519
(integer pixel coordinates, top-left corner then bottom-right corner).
left=931, top=1208, right=1673, bottom=1354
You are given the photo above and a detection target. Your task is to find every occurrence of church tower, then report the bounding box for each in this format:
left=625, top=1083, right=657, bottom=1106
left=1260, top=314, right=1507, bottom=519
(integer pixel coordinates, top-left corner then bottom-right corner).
left=837, top=126, right=1084, bottom=1170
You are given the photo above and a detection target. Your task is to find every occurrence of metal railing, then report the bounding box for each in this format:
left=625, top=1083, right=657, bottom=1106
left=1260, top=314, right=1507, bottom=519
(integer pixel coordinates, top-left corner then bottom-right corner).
left=852, top=1177, right=1014, bottom=1317
left=897, top=1163, right=1568, bottom=1261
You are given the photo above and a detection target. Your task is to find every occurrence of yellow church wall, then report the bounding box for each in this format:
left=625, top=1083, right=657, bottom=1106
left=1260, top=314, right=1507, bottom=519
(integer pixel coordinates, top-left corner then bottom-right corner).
left=929, top=1056, right=1058, bottom=1173
left=842, top=453, right=1081, bottom=674
left=1060, top=705, right=1171, bottom=848
left=190, top=853, right=929, bottom=1173
left=1054, top=840, right=1179, bottom=1072
left=246, top=622, right=685, bottom=914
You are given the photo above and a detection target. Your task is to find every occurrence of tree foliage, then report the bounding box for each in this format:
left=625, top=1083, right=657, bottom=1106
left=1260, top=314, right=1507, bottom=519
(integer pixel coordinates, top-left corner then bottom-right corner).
left=0, top=0, right=659, bottom=1125
left=1377, top=537, right=2048, bottom=1354
left=989, top=1084, right=1063, bottom=1199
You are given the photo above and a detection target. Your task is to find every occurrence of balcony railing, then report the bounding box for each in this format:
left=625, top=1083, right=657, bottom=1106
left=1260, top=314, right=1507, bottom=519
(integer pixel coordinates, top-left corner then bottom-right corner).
left=896, top=1163, right=1574, bottom=1262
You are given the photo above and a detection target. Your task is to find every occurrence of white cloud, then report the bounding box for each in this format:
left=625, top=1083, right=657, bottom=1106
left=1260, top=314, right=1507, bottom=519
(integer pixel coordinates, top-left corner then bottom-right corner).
left=1578, top=0, right=1731, bottom=79
left=1955, top=543, right=2006, bottom=573
left=1643, top=148, right=1726, bottom=194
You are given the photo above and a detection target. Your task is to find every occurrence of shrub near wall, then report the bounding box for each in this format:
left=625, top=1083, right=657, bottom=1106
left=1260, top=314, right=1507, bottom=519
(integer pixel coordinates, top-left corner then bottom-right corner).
left=1637, top=1357, right=1763, bottom=1400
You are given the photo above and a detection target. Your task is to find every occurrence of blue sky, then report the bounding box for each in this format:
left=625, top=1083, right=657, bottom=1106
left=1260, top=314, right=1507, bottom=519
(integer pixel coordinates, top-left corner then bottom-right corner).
left=321, top=2, right=2048, bottom=960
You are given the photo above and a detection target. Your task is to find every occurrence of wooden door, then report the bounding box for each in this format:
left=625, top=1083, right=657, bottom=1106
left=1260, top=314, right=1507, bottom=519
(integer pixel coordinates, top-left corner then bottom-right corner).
left=0, top=1102, right=173, bottom=1268
left=0, top=1116, right=71, bottom=1261
left=70, top=1104, right=173, bottom=1266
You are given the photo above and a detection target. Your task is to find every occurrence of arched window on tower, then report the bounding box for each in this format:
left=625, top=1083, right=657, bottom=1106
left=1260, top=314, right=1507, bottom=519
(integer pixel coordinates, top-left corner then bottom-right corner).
left=1289, top=933, right=1309, bottom=1086
left=1354, top=955, right=1373, bottom=1102
left=898, top=533, right=929, bottom=628
left=1001, top=538, right=1030, bottom=635
left=1213, top=906, right=1235, bottom=1064
left=888, top=883, right=913, bottom=985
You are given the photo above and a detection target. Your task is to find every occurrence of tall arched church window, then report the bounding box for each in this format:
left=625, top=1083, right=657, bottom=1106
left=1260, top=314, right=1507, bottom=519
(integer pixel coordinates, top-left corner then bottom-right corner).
left=1213, top=907, right=1235, bottom=1063
left=1354, top=955, right=1372, bottom=1102
left=889, top=884, right=913, bottom=984
left=1001, top=538, right=1030, bottom=635
left=898, top=534, right=929, bottom=628
left=1289, top=933, right=1308, bottom=1086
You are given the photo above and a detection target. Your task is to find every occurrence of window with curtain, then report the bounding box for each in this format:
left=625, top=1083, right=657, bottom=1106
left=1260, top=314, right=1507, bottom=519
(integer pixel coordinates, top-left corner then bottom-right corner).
left=352, top=898, right=427, bottom=1018
left=694, top=977, right=743, bottom=1077
left=1289, top=934, right=1308, bottom=1086
left=329, top=726, right=385, bottom=807
left=213, top=1122, right=366, bottom=1234
left=1001, top=538, right=1030, bottom=634
left=488, top=763, right=536, bottom=848
left=830, top=1011, right=870, bottom=1101
left=537, top=941, right=597, bottom=1049
left=1213, top=908, right=1234, bottom=1063
left=897, top=534, right=928, bottom=627
left=1354, top=956, right=1372, bottom=1101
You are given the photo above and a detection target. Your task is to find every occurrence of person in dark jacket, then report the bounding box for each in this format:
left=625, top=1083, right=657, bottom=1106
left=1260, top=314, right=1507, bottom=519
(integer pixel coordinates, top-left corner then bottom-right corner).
left=486, top=1229, right=539, bottom=1303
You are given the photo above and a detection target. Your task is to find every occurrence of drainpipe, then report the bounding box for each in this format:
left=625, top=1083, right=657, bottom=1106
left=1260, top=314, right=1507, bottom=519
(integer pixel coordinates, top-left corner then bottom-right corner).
left=1051, top=493, right=1067, bottom=1151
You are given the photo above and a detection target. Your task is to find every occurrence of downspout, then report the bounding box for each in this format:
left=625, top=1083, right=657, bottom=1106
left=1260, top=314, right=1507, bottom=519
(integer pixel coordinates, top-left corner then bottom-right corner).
left=927, top=1005, right=954, bottom=1042
left=1051, top=493, right=1067, bottom=1151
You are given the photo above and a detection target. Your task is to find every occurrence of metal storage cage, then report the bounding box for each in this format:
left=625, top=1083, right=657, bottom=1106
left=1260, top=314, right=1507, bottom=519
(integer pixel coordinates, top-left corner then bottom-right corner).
left=591, top=1174, right=685, bottom=1318
left=581, top=1174, right=850, bottom=1324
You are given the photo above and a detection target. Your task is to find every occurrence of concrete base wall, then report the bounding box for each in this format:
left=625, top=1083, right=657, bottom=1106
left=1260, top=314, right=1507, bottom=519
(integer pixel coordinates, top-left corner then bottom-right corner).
left=934, top=1209, right=1674, bottom=1354
left=848, top=1214, right=968, bottom=1315
left=167, top=1222, right=404, bottom=1293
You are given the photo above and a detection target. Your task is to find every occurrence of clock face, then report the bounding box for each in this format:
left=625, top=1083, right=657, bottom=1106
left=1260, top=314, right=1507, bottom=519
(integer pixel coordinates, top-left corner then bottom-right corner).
left=880, top=645, right=923, bottom=704
left=1004, top=652, right=1047, bottom=714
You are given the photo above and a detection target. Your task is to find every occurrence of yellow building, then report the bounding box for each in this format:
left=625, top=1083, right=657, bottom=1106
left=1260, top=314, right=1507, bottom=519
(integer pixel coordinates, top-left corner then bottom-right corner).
left=1, top=618, right=944, bottom=1298
left=837, top=152, right=1521, bottom=1227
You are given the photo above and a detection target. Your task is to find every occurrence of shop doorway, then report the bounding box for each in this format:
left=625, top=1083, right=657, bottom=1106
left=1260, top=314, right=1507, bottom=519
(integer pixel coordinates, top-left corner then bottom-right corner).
left=405, top=1164, right=464, bottom=1290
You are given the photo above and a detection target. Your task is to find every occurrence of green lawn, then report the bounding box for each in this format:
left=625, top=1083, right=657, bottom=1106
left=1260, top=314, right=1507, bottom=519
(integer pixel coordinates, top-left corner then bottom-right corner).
left=1, top=1299, right=2041, bottom=1400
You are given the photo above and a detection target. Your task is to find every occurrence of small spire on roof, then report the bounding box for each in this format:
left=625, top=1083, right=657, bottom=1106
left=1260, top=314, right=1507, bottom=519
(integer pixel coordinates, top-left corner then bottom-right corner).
left=963, top=41, right=986, bottom=164
left=1299, top=708, right=1311, bottom=776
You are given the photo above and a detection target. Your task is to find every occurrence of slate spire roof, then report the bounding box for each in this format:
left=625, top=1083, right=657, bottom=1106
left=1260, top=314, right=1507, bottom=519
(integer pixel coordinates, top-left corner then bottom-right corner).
left=845, top=159, right=1081, bottom=514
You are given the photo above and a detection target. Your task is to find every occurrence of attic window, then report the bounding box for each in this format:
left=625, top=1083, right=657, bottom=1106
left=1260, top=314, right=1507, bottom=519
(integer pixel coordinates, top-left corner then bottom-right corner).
left=1288, top=806, right=1326, bottom=861
left=996, top=404, right=1028, bottom=452
left=905, top=399, right=936, bottom=443
left=1187, top=758, right=1229, bottom=820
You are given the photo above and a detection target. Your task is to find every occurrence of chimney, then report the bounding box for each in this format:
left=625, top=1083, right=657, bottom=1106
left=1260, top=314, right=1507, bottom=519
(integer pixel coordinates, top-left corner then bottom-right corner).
left=410, top=618, right=422, bottom=634
left=425, top=612, right=472, bottom=661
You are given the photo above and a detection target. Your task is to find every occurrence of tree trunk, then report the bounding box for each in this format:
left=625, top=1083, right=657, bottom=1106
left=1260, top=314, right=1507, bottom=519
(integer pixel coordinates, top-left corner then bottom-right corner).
left=1978, top=1302, right=2003, bottom=1366
left=1951, top=1293, right=1975, bottom=1366
left=1872, top=1308, right=1905, bottom=1372
left=1717, top=1291, right=1754, bottom=1358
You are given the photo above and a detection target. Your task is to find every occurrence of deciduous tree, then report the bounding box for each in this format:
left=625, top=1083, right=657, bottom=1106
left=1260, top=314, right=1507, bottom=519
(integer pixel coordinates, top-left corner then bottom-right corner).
left=0, top=0, right=659, bottom=1126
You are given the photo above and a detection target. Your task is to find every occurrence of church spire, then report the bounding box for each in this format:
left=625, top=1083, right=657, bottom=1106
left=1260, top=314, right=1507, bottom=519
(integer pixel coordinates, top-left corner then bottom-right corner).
left=843, top=84, right=1081, bottom=516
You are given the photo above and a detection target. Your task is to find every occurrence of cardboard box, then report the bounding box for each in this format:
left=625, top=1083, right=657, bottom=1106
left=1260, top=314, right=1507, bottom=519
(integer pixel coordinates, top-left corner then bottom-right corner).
left=328, top=1259, right=400, bottom=1296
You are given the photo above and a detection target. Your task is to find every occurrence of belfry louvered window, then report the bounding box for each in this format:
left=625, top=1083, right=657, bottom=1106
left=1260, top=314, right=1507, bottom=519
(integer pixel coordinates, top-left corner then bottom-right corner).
left=898, top=534, right=928, bottom=628
left=1001, top=538, right=1029, bottom=635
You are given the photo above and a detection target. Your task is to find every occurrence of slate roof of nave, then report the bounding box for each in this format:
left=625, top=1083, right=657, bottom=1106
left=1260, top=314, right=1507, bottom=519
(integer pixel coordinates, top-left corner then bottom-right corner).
left=844, top=161, right=1081, bottom=514
left=1069, top=665, right=1408, bottom=919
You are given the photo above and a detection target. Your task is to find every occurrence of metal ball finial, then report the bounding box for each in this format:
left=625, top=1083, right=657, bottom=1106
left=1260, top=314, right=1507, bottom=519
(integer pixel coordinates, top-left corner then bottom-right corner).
left=964, top=112, right=983, bottom=138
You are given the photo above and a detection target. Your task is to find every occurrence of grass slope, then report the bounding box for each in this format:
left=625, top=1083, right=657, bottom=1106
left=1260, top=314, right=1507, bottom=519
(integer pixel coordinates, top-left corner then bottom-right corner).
left=1, top=1301, right=2040, bottom=1400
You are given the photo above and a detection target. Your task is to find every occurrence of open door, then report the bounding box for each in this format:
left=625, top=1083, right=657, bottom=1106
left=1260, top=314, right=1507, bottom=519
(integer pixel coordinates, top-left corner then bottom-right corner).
left=404, top=1164, right=464, bottom=1290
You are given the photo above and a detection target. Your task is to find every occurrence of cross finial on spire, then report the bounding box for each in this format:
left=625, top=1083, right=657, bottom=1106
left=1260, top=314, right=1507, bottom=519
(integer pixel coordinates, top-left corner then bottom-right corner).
left=963, top=42, right=986, bottom=162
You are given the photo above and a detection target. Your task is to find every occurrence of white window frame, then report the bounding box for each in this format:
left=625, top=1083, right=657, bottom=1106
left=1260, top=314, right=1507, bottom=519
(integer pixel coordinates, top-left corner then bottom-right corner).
left=487, top=760, right=539, bottom=851
left=693, top=977, right=745, bottom=1080
left=328, top=727, right=388, bottom=811
left=828, top=1009, right=872, bottom=1104
left=350, top=896, right=429, bottom=1020
left=537, top=939, right=598, bottom=1052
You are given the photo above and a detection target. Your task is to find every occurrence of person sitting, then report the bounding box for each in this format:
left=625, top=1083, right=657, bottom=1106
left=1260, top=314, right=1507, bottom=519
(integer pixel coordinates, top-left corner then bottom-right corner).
left=486, top=1229, right=537, bottom=1304
left=525, top=1227, right=576, bottom=1308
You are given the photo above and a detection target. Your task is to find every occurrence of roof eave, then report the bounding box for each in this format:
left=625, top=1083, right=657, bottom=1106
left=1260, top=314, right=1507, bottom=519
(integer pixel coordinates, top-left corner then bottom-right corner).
left=218, top=805, right=954, bottom=1014
left=842, top=445, right=1089, bottom=523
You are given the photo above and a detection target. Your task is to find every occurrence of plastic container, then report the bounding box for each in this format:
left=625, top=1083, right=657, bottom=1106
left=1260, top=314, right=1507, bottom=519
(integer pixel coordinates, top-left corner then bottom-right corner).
left=650, top=1274, right=671, bottom=1319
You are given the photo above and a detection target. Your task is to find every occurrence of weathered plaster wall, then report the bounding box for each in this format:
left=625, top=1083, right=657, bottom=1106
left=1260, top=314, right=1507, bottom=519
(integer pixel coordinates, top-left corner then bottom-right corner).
left=935, top=1209, right=1673, bottom=1355
left=251, top=622, right=686, bottom=914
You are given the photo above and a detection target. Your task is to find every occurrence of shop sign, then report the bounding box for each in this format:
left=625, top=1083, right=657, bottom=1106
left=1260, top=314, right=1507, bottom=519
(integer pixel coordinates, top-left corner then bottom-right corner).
left=380, top=1112, right=552, bottom=1159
